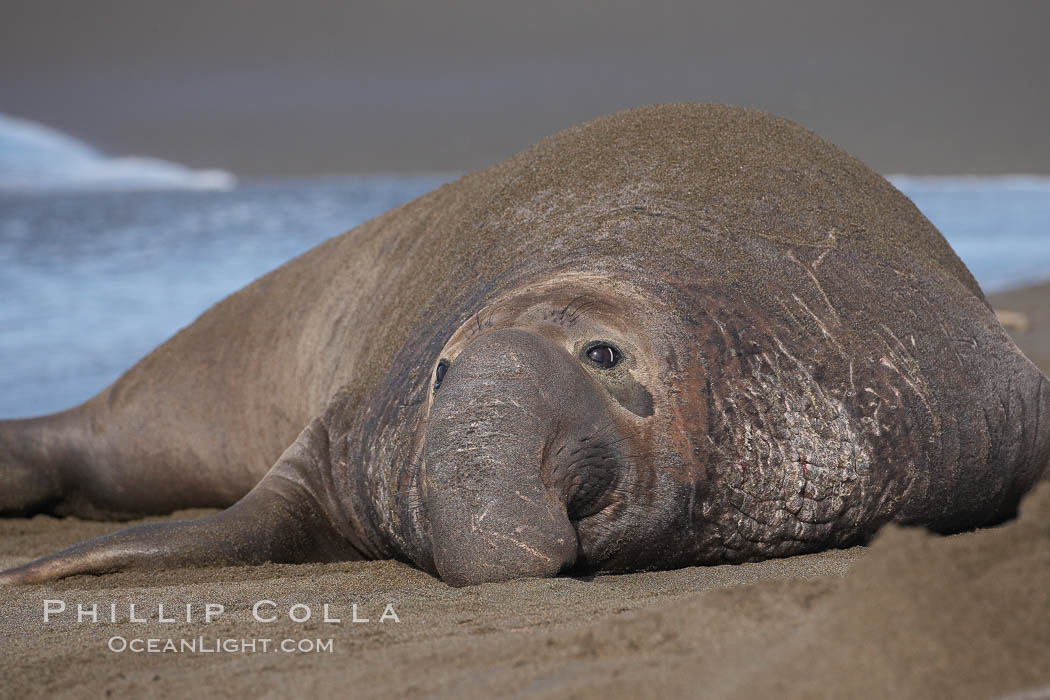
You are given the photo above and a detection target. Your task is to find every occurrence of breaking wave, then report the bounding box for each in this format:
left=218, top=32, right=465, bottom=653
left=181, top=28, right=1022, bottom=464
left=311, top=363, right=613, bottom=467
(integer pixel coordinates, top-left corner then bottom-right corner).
left=0, top=113, right=236, bottom=192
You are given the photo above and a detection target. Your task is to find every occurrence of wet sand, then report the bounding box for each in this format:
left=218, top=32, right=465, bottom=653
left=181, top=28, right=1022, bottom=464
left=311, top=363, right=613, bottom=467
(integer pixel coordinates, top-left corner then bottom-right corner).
left=990, top=281, right=1050, bottom=376
left=1, top=282, right=1048, bottom=699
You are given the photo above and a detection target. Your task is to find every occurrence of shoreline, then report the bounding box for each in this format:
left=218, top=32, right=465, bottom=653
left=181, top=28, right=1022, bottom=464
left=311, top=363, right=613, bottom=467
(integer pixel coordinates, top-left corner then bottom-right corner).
left=989, top=279, right=1050, bottom=375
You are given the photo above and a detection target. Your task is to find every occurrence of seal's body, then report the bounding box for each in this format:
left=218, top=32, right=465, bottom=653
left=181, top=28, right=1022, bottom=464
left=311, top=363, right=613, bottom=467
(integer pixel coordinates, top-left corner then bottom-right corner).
left=2, top=104, right=1047, bottom=586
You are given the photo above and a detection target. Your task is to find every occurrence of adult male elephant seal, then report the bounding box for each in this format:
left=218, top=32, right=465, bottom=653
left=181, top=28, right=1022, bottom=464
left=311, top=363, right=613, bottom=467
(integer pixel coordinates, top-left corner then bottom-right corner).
left=1, top=103, right=1048, bottom=587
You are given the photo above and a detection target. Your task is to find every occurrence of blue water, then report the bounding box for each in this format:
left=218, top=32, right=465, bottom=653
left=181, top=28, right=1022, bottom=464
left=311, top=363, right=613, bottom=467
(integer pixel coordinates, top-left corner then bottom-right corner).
left=0, top=176, right=1048, bottom=419
left=0, top=177, right=451, bottom=418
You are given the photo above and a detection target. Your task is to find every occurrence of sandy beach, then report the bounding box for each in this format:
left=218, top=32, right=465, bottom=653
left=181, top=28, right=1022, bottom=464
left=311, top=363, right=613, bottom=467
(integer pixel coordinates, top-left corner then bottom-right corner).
left=991, top=281, right=1050, bottom=376
left=1, top=281, right=1048, bottom=699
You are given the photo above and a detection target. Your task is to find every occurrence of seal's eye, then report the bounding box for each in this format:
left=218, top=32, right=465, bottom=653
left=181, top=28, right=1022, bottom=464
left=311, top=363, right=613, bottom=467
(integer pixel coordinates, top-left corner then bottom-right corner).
left=584, top=343, right=621, bottom=370
left=434, top=359, right=450, bottom=389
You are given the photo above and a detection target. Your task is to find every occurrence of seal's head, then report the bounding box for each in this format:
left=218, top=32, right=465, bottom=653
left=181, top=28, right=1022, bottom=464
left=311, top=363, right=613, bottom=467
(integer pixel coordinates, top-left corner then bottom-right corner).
left=420, top=272, right=698, bottom=586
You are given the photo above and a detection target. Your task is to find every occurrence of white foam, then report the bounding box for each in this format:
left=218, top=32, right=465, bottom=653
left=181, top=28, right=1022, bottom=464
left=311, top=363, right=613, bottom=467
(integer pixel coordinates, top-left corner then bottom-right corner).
left=0, top=113, right=236, bottom=192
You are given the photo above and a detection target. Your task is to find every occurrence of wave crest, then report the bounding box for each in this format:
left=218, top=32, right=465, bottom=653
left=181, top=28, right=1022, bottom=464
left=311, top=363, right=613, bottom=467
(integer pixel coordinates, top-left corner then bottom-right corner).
left=0, top=113, right=236, bottom=192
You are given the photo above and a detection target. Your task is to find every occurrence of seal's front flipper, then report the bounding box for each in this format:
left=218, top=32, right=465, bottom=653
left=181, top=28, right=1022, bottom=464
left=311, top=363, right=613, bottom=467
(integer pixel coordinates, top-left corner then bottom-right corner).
left=0, top=419, right=361, bottom=584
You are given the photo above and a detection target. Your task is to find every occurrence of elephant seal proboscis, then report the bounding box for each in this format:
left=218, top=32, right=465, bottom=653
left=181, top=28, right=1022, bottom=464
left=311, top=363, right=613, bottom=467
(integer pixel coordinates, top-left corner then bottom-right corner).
left=1, top=103, right=1048, bottom=586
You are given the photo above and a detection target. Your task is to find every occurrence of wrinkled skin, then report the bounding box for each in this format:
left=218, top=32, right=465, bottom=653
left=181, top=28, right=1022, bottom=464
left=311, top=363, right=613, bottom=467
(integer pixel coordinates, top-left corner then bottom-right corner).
left=420, top=277, right=675, bottom=585
left=1, top=104, right=1048, bottom=586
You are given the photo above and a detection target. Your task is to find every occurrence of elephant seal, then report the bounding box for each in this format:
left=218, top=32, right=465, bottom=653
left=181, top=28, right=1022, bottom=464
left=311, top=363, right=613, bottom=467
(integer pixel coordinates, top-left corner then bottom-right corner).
left=1, top=103, right=1048, bottom=587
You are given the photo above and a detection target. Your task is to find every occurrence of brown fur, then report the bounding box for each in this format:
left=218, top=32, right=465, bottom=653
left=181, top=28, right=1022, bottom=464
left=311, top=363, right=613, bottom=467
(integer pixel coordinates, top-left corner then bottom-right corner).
left=1, top=103, right=1047, bottom=585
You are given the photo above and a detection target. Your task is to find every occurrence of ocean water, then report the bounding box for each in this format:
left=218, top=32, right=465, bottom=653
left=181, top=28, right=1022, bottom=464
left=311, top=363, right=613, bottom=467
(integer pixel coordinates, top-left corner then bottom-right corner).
left=0, top=176, right=451, bottom=418
left=2, top=175, right=1047, bottom=419
left=0, top=112, right=235, bottom=191
left=0, top=110, right=1048, bottom=418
